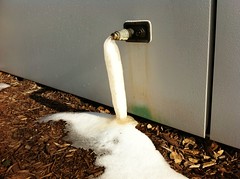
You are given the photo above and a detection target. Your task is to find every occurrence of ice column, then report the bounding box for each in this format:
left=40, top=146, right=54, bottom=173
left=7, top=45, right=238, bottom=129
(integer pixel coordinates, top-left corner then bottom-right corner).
left=104, top=37, right=127, bottom=120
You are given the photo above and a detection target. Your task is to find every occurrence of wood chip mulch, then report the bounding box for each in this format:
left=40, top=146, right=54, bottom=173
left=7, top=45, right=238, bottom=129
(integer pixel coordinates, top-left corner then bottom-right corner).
left=0, top=71, right=239, bottom=179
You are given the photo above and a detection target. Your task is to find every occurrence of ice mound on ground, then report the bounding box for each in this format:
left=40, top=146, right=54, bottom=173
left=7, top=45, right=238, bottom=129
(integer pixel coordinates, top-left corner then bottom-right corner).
left=41, top=112, right=187, bottom=179
left=0, top=83, right=10, bottom=91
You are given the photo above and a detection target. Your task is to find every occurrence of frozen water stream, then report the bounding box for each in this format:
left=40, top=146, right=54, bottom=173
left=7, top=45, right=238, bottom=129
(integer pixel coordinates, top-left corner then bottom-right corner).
left=41, top=37, right=187, bottom=178
left=103, top=36, right=127, bottom=120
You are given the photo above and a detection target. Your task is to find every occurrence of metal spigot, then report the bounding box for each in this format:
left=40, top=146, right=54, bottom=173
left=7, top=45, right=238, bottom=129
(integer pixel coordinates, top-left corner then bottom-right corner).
left=110, top=20, right=152, bottom=43
left=111, top=28, right=134, bottom=41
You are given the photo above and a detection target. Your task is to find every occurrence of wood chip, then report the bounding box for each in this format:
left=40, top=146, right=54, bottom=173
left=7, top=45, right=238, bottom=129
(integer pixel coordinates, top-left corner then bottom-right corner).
left=188, top=157, right=199, bottom=163
left=203, top=155, right=211, bottom=160
left=202, top=160, right=217, bottom=168
left=170, top=151, right=183, bottom=164
left=147, top=124, right=152, bottom=129
left=183, top=149, right=200, bottom=155
left=162, top=133, right=179, bottom=147
left=211, top=142, right=219, bottom=151
left=217, top=149, right=224, bottom=157
left=189, top=164, right=201, bottom=169
left=182, top=138, right=196, bottom=146
left=161, top=145, right=173, bottom=153
left=219, top=155, right=226, bottom=159
left=53, top=142, right=70, bottom=148
left=65, top=154, right=74, bottom=158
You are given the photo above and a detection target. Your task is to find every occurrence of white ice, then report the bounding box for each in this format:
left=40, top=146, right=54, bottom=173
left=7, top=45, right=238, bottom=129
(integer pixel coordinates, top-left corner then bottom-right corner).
left=40, top=37, right=187, bottom=178
left=0, top=83, right=10, bottom=91
left=104, top=37, right=127, bottom=120
left=41, top=112, right=187, bottom=179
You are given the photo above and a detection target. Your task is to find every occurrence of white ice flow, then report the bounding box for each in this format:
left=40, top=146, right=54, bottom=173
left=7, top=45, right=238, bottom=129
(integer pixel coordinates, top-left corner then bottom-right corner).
left=103, top=36, right=127, bottom=120
left=0, top=83, right=10, bottom=91
left=41, top=37, right=187, bottom=179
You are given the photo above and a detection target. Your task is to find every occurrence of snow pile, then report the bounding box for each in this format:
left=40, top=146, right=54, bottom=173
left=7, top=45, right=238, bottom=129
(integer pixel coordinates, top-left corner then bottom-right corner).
left=41, top=112, right=187, bottom=179
left=0, top=83, right=10, bottom=91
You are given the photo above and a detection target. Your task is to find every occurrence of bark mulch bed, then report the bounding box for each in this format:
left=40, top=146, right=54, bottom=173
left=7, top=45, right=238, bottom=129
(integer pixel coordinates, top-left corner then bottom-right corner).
left=0, top=71, right=239, bottom=179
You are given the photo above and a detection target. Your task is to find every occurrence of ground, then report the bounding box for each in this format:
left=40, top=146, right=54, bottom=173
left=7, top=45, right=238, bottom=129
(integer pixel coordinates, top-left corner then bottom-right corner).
left=0, top=71, right=239, bottom=179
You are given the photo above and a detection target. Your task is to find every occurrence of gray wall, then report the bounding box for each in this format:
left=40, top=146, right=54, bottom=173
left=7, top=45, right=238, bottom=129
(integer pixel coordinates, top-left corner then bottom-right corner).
left=0, top=0, right=213, bottom=137
left=211, top=0, right=240, bottom=149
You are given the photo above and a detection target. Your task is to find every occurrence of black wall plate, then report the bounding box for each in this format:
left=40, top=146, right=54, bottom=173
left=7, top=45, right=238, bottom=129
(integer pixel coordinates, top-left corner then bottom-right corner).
left=124, top=20, right=152, bottom=43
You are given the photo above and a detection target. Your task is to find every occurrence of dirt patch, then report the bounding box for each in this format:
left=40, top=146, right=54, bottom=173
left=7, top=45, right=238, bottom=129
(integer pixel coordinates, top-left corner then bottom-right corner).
left=0, top=71, right=239, bottom=178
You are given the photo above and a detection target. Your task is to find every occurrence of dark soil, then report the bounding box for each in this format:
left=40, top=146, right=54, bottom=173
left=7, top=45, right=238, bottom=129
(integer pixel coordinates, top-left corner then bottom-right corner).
left=0, top=71, right=239, bottom=179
